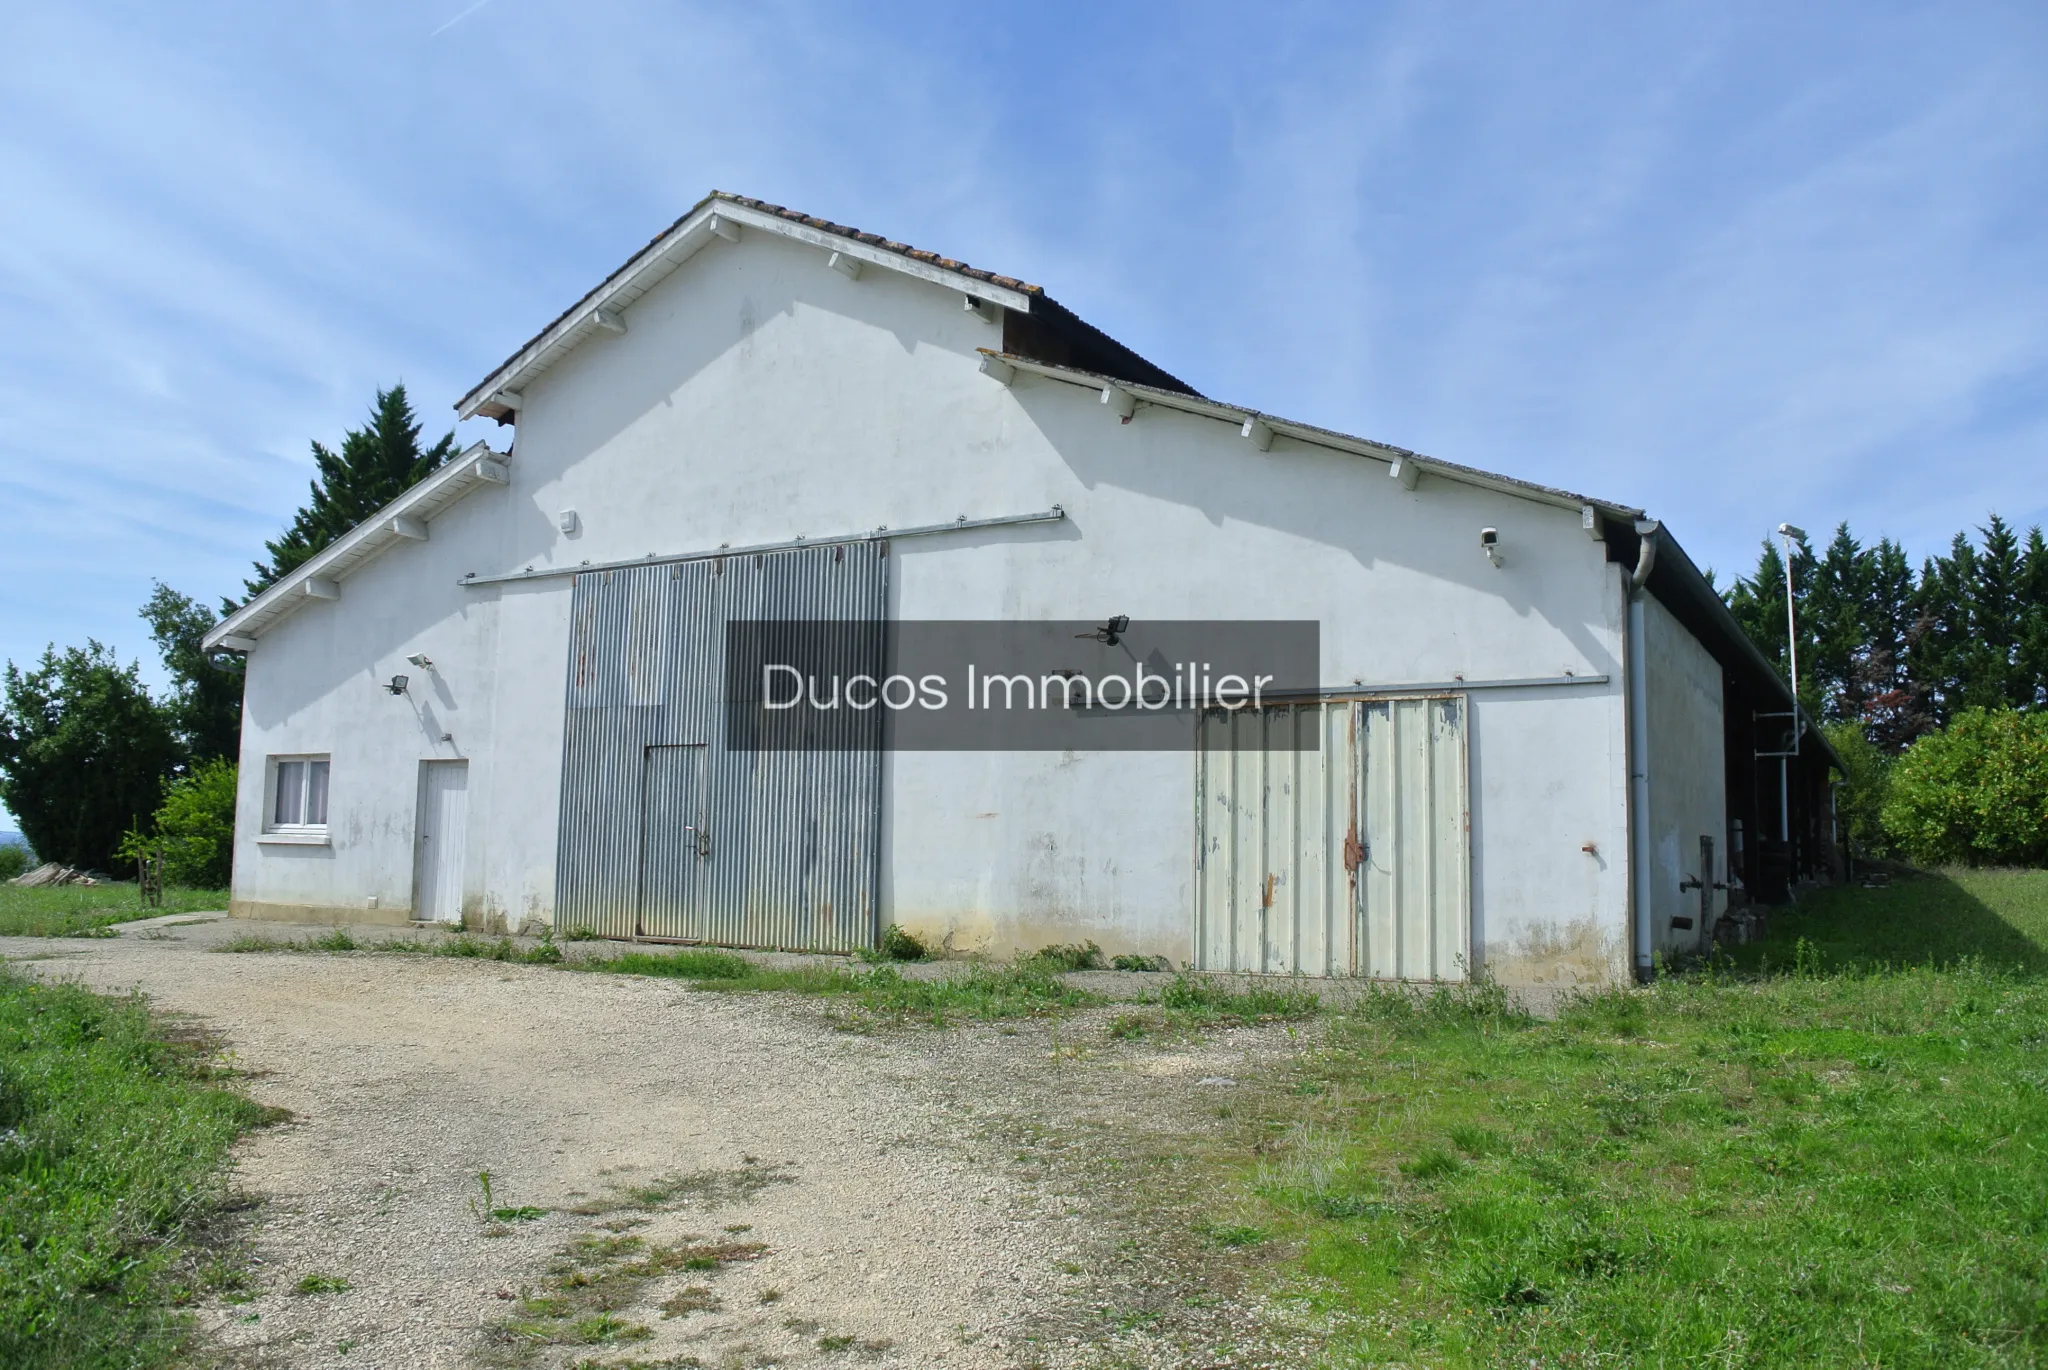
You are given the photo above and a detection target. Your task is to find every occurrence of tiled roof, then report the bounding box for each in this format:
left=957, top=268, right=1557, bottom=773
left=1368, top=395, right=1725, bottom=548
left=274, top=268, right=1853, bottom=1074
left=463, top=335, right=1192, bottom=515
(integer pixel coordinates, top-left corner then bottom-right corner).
left=710, top=192, right=1044, bottom=295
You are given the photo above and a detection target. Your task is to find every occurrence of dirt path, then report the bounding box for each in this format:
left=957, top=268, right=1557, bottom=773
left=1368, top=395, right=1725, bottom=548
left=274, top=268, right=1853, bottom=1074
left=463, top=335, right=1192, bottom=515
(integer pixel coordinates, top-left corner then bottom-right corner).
left=4, top=920, right=1304, bottom=1369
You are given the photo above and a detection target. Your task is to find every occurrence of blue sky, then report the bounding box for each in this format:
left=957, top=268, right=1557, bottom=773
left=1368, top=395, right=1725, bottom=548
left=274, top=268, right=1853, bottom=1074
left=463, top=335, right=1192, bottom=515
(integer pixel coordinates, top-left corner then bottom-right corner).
left=2, top=0, right=2044, bottom=731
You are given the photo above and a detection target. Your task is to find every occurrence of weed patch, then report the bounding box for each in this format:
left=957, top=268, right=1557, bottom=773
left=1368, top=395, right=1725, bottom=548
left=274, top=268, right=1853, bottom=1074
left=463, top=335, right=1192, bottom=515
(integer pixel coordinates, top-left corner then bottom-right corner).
left=1026, top=940, right=1105, bottom=971
left=0, top=966, right=268, bottom=1367
left=1157, top=972, right=1321, bottom=1024
left=212, top=930, right=566, bottom=965
left=867, top=923, right=929, bottom=962
left=599, top=949, right=752, bottom=980
left=292, top=1273, right=351, bottom=1295
left=489, top=1218, right=772, bottom=1359
left=597, top=957, right=1099, bottom=1027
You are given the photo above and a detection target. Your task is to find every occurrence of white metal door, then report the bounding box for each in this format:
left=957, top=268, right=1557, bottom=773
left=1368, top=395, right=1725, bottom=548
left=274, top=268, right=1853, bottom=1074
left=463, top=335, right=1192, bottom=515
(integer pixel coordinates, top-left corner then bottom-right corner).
left=1195, top=697, right=1469, bottom=979
left=414, top=761, right=469, bottom=924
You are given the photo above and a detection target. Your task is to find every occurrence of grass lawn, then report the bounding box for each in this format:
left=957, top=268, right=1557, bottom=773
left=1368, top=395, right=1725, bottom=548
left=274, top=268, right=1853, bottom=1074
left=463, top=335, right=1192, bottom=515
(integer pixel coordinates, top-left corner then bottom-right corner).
left=1731, top=866, right=2048, bottom=975
left=1225, top=871, right=2048, bottom=1367
left=0, top=965, right=273, bottom=1368
left=0, top=883, right=230, bottom=938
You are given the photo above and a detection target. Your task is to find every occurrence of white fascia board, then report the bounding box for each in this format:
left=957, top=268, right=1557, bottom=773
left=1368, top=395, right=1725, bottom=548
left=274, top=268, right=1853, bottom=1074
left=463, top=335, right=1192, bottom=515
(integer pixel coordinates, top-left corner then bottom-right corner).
left=457, top=203, right=1034, bottom=422
left=202, top=442, right=509, bottom=651
left=980, top=351, right=1644, bottom=523
left=709, top=202, right=1035, bottom=312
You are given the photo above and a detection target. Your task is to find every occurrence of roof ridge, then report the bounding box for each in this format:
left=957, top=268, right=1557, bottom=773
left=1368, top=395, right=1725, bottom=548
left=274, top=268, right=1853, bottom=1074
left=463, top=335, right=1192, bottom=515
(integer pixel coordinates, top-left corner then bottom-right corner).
left=707, top=192, right=1044, bottom=295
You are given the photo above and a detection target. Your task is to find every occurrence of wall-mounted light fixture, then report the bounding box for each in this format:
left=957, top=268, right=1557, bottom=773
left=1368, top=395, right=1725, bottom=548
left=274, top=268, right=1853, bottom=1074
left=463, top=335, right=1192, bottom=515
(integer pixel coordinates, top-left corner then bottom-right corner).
left=1076, top=614, right=1131, bottom=647
left=385, top=674, right=409, bottom=696
left=405, top=653, right=434, bottom=671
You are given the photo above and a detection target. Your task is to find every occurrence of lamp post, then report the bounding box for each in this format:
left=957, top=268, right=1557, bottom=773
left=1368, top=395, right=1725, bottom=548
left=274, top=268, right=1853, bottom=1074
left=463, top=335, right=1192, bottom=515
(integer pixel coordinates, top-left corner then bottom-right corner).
left=1775, top=523, right=1806, bottom=844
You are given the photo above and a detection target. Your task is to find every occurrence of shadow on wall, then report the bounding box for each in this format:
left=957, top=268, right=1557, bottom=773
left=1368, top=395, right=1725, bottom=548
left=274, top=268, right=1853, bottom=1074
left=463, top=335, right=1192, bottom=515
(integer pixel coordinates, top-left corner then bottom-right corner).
left=1013, top=384, right=1623, bottom=681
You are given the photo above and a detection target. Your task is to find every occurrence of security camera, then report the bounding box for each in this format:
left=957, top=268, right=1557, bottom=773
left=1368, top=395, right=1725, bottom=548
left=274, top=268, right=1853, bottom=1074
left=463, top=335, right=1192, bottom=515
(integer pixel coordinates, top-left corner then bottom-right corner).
left=405, top=653, right=434, bottom=671
left=1480, top=528, right=1501, bottom=567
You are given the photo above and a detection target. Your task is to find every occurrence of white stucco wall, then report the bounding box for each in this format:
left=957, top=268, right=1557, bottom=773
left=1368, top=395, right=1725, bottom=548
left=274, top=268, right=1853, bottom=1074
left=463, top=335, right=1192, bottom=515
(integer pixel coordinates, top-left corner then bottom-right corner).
left=1641, top=593, right=1728, bottom=957
left=229, top=225, right=1643, bottom=981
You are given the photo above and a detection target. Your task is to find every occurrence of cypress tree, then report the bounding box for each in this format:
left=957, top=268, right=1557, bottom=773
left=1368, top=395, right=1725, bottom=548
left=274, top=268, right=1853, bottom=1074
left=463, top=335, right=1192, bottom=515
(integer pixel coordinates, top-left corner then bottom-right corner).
left=243, top=385, right=456, bottom=601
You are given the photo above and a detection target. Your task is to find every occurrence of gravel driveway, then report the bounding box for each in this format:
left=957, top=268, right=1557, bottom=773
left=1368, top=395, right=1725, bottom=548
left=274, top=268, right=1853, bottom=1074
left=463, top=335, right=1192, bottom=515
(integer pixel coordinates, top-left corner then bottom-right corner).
left=4, top=918, right=1304, bottom=1369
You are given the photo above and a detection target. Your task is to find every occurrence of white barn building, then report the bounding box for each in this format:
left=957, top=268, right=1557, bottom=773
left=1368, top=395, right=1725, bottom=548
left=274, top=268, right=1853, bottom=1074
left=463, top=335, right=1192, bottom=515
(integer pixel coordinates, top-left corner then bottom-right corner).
left=205, top=193, right=1837, bottom=986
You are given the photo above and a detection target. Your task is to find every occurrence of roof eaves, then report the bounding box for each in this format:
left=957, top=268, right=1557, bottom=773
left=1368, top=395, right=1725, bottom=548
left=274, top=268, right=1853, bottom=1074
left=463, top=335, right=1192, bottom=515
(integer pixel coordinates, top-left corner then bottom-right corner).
left=982, top=351, right=1644, bottom=522
left=457, top=192, right=1047, bottom=422
left=1645, top=527, right=1847, bottom=774
left=203, top=442, right=509, bottom=651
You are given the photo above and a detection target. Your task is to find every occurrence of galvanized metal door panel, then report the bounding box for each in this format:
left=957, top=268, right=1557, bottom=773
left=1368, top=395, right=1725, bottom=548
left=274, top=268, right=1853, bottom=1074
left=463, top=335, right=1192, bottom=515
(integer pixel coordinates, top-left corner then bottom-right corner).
left=555, top=543, right=885, bottom=951
left=1359, top=697, right=1470, bottom=982
left=414, top=760, right=468, bottom=925
left=1195, top=702, right=1354, bottom=976
left=1196, top=696, right=1468, bottom=980
left=637, top=744, right=707, bottom=939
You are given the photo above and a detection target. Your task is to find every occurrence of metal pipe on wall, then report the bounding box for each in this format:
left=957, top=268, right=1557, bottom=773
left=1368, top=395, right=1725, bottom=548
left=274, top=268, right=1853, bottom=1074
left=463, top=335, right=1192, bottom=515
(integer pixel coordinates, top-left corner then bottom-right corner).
left=1626, top=519, right=1660, bottom=982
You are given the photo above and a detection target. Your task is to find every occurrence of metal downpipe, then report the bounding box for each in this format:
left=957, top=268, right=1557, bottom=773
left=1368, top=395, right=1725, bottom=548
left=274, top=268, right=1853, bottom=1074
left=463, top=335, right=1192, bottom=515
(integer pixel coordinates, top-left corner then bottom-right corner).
left=1626, top=520, right=1660, bottom=983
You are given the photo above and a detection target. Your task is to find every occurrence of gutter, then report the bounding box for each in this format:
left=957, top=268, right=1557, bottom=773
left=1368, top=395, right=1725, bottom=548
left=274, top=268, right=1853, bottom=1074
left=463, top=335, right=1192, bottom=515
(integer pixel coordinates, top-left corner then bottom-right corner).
left=1626, top=519, right=1659, bottom=982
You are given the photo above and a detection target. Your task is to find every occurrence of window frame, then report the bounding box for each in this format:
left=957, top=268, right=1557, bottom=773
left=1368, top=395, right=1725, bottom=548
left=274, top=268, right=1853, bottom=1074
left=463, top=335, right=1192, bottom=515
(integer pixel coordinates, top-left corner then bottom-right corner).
left=263, top=753, right=332, bottom=838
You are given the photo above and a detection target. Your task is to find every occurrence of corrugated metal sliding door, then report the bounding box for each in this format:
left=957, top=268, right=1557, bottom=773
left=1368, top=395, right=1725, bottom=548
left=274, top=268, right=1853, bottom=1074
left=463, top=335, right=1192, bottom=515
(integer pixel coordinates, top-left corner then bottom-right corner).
left=554, top=543, right=886, bottom=951
left=1195, top=696, right=1469, bottom=980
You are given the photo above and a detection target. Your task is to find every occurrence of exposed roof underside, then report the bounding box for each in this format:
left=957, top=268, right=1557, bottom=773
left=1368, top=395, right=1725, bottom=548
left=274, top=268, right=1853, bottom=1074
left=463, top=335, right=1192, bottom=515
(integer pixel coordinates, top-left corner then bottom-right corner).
left=201, top=443, right=509, bottom=651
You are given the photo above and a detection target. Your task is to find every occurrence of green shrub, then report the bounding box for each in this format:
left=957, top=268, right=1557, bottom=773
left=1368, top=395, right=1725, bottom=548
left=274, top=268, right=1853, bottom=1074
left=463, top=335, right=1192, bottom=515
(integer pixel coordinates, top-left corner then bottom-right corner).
left=1823, top=719, right=1893, bottom=858
left=0, top=843, right=28, bottom=881
left=1882, top=709, right=2048, bottom=867
left=120, top=758, right=236, bottom=888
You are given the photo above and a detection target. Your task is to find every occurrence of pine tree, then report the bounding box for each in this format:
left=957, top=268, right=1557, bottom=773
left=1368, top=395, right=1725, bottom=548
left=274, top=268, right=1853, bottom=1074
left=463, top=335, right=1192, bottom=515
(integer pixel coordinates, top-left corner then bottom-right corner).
left=1860, top=536, right=1929, bottom=751
left=1726, top=535, right=1823, bottom=718
left=1808, top=523, right=1870, bottom=723
left=1908, top=534, right=1978, bottom=727
left=2019, top=526, right=2048, bottom=711
left=1966, top=514, right=2026, bottom=711
left=243, top=385, right=456, bottom=601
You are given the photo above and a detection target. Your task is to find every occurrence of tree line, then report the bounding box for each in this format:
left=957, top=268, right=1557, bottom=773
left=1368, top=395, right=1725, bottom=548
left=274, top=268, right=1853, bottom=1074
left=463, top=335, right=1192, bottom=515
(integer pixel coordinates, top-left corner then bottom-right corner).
left=1722, top=516, right=2048, bottom=866
left=0, top=387, right=453, bottom=879
left=1723, top=517, right=2048, bottom=751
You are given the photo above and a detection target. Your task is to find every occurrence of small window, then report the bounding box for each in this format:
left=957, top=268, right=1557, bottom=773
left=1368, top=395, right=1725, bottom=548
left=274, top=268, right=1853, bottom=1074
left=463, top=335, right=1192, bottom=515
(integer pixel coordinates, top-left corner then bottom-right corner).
left=268, top=755, right=331, bottom=831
